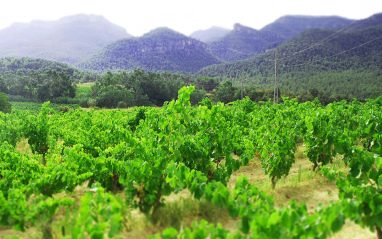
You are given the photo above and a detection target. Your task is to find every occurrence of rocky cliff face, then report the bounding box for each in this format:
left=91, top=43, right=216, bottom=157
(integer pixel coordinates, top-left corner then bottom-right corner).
left=79, top=27, right=221, bottom=74
left=137, top=28, right=211, bottom=54
left=138, top=38, right=210, bottom=54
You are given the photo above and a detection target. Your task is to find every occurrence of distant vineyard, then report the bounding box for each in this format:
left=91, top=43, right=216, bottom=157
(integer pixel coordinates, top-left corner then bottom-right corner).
left=1, top=86, right=382, bottom=238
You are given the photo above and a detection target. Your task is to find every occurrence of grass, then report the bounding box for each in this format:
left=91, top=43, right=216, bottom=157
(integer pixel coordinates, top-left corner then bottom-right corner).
left=75, top=86, right=92, bottom=99
left=77, top=82, right=95, bottom=88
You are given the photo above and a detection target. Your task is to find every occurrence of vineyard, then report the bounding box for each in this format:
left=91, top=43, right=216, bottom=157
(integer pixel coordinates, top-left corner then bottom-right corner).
left=1, top=86, right=382, bottom=239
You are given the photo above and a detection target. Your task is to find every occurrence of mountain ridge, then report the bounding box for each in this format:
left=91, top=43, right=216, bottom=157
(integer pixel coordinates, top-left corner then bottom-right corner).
left=190, top=26, right=231, bottom=42
left=208, top=15, right=354, bottom=62
left=0, top=14, right=132, bottom=65
left=79, top=27, right=222, bottom=74
left=197, top=23, right=382, bottom=99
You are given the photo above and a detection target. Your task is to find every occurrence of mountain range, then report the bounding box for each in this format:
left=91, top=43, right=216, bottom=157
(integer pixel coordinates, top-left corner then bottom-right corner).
left=0, top=14, right=131, bottom=65
left=207, top=16, right=354, bottom=62
left=190, top=27, right=231, bottom=42
left=0, top=13, right=381, bottom=77
left=197, top=13, right=382, bottom=99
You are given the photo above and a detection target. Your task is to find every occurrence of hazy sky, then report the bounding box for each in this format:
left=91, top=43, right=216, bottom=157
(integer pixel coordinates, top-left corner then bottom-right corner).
left=0, top=0, right=381, bottom=36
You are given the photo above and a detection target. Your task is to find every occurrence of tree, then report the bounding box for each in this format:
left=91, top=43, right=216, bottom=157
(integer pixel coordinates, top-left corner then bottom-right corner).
left=96, top=86, right=135, bottom=108
left=0, top=77, right=5, bottom=92
left=37, top=70, right=76, bottom=102
left=190, top=88, right=206, bottom=105
left=0, top=92, right=11, bottom=113
left=309, top=88, right=319, bottom=98
left=214, top=81, right=237, bottom=103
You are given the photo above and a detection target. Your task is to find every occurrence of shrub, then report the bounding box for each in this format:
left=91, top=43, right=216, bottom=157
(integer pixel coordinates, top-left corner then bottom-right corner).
left=0, top=92, right=12, bottom=113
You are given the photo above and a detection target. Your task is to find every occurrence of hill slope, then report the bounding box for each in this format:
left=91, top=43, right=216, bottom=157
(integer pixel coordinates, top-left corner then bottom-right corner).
left=261, top=15, right=353, bottom=39
left=197, top=24, right=382, bottom=99
left=208, top=23, right=284, bottom=61
left=209, top=16, right=353, bottom=62
left=0, top=57, right=95, bottom=80
left=350, top=13, right=382, bottom=30
left=190, top=26, right=230, bottom=42
left=0, top=14, right=131, bottom=65
left=79, top=27, right=222, bottom=74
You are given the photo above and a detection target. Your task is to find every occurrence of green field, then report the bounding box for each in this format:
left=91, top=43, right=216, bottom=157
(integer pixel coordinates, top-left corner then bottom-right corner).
left=1, top=87, right=382, bottom=239
left=10, top=102, right=81, bottom=114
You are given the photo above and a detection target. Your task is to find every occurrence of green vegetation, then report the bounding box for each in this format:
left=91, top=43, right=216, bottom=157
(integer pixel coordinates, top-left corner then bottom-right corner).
left=1, top=12, right=382, bottom=239
left=86, top=69, right=217, bottom=108
left=0, top=57, right=98, bottom=82
left=10, top=102, right=80, bottom=114
left=1, top=87, right=382, bottom=238
left=0, top=92, right=11, bottom=113
left=0, top=57, right=101, bottom=104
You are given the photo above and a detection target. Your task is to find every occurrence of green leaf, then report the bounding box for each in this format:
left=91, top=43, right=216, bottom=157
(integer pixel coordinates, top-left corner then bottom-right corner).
left=267, top=212, right=280, bottom=226
left=161, top=227, right=178, bottom=239
left=378, top=175, right=382, bottom=187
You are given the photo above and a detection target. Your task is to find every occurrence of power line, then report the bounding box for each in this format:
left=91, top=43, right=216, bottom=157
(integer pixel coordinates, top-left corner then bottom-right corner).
left=283, top=34, right=382, bottom=68
left=277, top=19, right=367, bottom=61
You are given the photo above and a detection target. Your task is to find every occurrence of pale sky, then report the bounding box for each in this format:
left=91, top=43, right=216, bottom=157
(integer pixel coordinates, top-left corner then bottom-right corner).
left=0, top=0, right=381, bottom=36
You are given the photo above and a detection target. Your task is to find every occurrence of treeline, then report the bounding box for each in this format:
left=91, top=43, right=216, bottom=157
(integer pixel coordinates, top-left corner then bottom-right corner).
left=0, top=57, right=100, bottom=103
left=84, top=69, right=289, bottom=108
left=85, top=69, right=214, bottom=108
left=0, top=59, right=355, bottom=109
left=0, top=70, right=76, bottom=102
left=83, top=69, right=345, bottom=109
left=0, top=57, right=99, bottom=82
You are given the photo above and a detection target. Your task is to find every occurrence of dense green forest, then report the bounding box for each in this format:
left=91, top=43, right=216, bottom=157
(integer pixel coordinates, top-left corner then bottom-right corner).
left=0, top=57, right=100, bottom=103
left=88, top=70, right=219, bottom=108
left=86, top=69, right=336, bottom=108
left=198, top=25, right=382, bottom=100
left=0, top=57, right=98, bottom=81
left=0, top=57, right=281, bottom=108
left=79, top=28, right=221, bottom=75
left=0, top=69, right=76, bottom=102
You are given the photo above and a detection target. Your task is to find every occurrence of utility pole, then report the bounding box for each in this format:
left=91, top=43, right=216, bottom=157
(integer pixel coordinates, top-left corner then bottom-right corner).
left=273, top=49, right=279, bottom=104
left=241, top=77, right=243, bottom=100
left=269, top=49, right=281, bottom=104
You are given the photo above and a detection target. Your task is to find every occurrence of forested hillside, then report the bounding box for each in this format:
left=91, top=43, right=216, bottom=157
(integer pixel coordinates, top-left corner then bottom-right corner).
left=198, top=25, right=382, bottom=100
left=261, top=15, right=353, bottom=40
left=208, top=16, right=352, bottom=62
left=0, top=57, right=97, bottom=81
left=0, top=14, right=131, bottom=65
left=0, top=57, right=99, bottom=102
left=79, top=28, right=221, bottom=74
left=209, top=23, right=284, bottom=61
left=349, top=13, right=382, bottom=30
